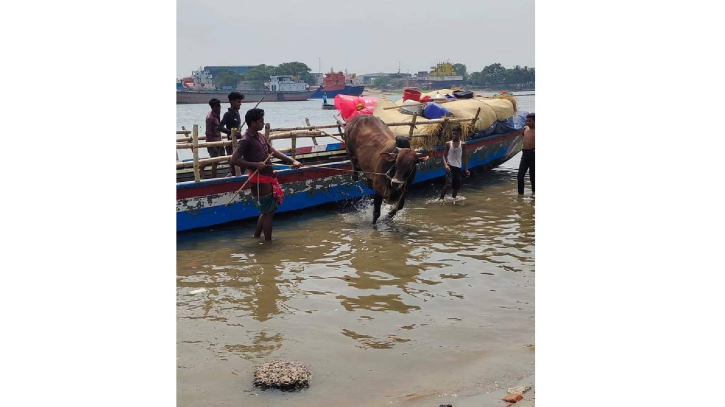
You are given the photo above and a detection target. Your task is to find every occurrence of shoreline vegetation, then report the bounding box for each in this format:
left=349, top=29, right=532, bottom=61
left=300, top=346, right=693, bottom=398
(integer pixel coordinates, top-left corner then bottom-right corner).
left=362, top=86, right=535, bottom=97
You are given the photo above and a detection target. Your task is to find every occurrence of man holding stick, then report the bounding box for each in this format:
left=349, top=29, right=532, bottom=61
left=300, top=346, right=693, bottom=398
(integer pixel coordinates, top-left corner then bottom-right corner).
left=219, top=91, right=244, bottom=175
left=230, top=108, right=302, bottom=241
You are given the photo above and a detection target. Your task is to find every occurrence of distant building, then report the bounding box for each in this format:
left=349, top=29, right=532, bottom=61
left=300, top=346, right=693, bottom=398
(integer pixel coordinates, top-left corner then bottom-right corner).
left=186, top=67, right=214, bottom=90
left=360, top=72, right=391, bottom=85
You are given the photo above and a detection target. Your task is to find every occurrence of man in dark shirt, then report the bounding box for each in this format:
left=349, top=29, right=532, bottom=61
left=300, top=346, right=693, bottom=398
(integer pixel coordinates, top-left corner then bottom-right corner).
left=202, top=98, right=223, bottom=179
left=218, top=91, right=244, bottom=175
left=230, top=108, right=301, bottom=241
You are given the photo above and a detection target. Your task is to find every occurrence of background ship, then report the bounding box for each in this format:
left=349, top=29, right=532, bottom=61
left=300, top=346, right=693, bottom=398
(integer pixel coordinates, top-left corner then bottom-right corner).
left=310, top=69, right=364, bottom=99
left=422, top=62, right=465, bottom=89
left=176, top=72, right=316, bottom=104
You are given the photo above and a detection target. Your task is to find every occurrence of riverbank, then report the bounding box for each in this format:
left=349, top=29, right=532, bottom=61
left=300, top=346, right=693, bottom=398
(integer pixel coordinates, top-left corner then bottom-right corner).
left=362, top=87, right=535, bottom=97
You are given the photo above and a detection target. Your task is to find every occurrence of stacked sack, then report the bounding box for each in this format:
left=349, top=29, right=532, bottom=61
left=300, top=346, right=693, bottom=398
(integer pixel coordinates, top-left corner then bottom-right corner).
left=372, top=88, right=517, bottom=149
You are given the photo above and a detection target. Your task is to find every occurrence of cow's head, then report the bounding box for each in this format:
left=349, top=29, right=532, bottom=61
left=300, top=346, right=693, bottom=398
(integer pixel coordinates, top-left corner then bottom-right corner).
left=380, top=148, right=420, bottom=190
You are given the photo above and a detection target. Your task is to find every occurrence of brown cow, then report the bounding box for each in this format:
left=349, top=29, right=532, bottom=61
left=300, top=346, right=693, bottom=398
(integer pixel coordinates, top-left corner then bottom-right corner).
left=344, top=115, right=424, bottom=224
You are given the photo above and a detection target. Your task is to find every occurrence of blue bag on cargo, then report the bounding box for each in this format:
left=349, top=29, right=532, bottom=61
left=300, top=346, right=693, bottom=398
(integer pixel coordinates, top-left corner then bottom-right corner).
left=424, top=102, right=452, bottom=119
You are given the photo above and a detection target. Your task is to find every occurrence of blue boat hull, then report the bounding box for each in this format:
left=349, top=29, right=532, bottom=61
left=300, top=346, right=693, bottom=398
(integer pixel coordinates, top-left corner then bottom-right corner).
left=176, top=130, right=523, bottom=232
left=310, top=85, right=365, bottom=99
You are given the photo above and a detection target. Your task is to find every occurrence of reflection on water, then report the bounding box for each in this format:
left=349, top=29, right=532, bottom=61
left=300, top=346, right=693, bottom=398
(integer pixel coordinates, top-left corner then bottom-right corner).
left=177, top=94, right=535, bottom=406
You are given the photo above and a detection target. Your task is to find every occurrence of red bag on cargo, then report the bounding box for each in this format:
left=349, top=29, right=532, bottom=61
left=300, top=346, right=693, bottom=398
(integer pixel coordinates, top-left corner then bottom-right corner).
left=335, top=95, right=379, bottom=121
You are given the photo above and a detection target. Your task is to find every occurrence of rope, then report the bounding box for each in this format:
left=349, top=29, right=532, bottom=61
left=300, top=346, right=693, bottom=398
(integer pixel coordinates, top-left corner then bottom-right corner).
left=225, top=153, right=274, bottom=207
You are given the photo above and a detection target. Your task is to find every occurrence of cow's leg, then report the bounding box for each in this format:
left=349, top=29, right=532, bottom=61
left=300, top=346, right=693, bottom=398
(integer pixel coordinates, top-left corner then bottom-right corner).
left=351, top=158, right=361, bottom=180
left=387, top=191, right=407, bottom=219
left=373, top=193, right=383, bottom=224
left=389, top=170, right=415, bottom=218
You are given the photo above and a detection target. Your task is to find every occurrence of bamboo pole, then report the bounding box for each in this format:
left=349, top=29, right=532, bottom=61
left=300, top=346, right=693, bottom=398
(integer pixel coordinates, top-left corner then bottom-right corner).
left=382, top=99, right=453, bottom=110
left=177, top=134, right=207, bottom=142
left=385, top=117, right=471, bottom=127
left=177, top=140, right=233, bottom=149
left=408, top=112, right=417, bottom=138
left=305, top=118, right=318, bottom=145
left=177, top=147, right=346, bottom=169
left=177, top=130, right=191, bottom=134
left=178, top=156, right=230, bottom=169
left=225, top=153, right=274, bottom=207
left=176, top=116, right=468, bottom=141
left=291, top=133, right=297, bottom=159
left=270, top=123, right=344, bottom=132
left=470, top=107, right=481, bottom=134
left=336, top=119, right=345, bottom=141
left=268, top=130, right=327, bottom=140
left=192, top=124, right=200, bottom=182
left=230, top=127, right=241, bottom=176
left=264, top=123, right=270, bottom=142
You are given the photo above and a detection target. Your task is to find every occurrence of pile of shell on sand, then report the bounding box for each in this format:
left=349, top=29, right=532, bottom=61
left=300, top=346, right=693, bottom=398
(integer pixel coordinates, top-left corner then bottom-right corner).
left=253, top=360, right=312, bottom=390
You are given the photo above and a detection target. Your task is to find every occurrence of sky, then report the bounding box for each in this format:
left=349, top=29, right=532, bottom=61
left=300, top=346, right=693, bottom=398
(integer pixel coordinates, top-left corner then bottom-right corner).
left=177, top=0, right=534, bottom=78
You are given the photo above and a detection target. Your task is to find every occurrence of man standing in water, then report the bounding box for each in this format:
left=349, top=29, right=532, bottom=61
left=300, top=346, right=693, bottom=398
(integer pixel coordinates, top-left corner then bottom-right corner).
left=218, top=91, right=244, bottom=175
left=202, top=98, right=223, bottom=179
left=230, top=108, right=302, bottom=241
left=518, top=113, right=535, bottom=196
left=440, top=125, right=469, bottom=200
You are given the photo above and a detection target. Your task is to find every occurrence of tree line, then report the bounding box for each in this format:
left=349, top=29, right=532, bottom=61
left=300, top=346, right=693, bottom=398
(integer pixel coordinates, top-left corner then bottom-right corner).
left=208, top=61, right=534, bottom=90
left=372, top=62, right=534, bottom=89
left=210, top=62, right=315, bottom=89
left=468, top=63, right=535, bottom=87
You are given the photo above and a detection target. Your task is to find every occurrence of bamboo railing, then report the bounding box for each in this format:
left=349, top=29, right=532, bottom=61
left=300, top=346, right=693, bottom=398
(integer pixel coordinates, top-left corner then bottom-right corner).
left=176, top=114, right=479, bottom=180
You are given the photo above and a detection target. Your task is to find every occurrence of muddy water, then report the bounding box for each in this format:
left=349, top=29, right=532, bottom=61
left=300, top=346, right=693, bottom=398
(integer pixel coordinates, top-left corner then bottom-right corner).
left=177, top=94, right=535, bottom=406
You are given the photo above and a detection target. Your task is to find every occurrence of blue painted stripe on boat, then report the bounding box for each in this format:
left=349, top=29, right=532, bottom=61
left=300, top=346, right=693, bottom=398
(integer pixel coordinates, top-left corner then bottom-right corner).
left=177, top=182, right=373, bottom=231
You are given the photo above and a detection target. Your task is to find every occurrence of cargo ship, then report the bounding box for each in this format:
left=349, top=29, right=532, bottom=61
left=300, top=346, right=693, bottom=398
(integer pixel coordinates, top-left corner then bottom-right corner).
left=422, top=62, right=465, bottom=89
left=310, top=69, right=364, bottom=99
left=176, top=72, right=316, bottom=104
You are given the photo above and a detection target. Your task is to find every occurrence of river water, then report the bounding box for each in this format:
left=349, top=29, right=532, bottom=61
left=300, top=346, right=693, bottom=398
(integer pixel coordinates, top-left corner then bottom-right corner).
left=177, top=93, right=535, bottom=406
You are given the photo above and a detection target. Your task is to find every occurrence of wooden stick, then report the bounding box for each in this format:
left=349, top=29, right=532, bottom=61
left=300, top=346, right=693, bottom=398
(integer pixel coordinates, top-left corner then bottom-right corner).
left=324, top=131, right=344, bottom=143
left=291, top=133, right=297, bottom=159
left=269, top=123, right=344, bottom=132
left=305, top=118, right=318, bottom=146
left=470, top=107, right=481, bottom=132
left=383, top=99, right=452, bottom=110
left=336, top=119, right=345, bottom=141
left=178, top=156, right=230, bottom=168
left=264, top=123, right=270, bottom=142
left=177, top=134, right=207, bottom=142
left=225, top=153, right=274, bottom=207
left=409, top=112, right=417, bottom=138
left=385, top=117, right=471, bottom=127
left=268, top=130, right=324, bottom=140
left=235, top=97, right=265, bottom=134
left=177, top=140, right=232, bottom=149
left=192, top=124, right=200, bottom=182
left=230, top=127, right=241, bottom=176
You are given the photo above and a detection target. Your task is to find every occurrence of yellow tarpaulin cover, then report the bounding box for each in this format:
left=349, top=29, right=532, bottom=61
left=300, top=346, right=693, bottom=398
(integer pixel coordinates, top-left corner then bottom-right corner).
left=374, top=93, right=514, bottom=132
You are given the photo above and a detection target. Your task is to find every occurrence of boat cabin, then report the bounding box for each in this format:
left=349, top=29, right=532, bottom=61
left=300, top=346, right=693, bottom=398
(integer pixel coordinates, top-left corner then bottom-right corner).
left=268, top=75, right=308, bottom=92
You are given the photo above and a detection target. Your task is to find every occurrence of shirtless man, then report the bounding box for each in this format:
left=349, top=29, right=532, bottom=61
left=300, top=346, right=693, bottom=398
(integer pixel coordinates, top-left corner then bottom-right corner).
left=518, top=113, right=535, bottom=196
left=229, top=108, right=301, bottom=241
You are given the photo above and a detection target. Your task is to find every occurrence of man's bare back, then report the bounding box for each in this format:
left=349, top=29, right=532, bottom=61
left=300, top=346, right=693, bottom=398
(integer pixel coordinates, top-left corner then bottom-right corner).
left=522, top=125, right=535, bottom=150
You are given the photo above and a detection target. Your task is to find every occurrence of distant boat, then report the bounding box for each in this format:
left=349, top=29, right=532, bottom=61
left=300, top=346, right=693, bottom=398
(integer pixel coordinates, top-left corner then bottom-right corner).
left=310, top=70, right=364, bottom=99
left=322, top=102, right=336, bottom=110
left=177, top=75, right=317, bottom=104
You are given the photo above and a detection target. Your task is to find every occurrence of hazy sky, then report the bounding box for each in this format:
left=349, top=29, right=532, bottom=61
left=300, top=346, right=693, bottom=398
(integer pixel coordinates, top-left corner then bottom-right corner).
left=177, top=0, right=534, bottom=78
